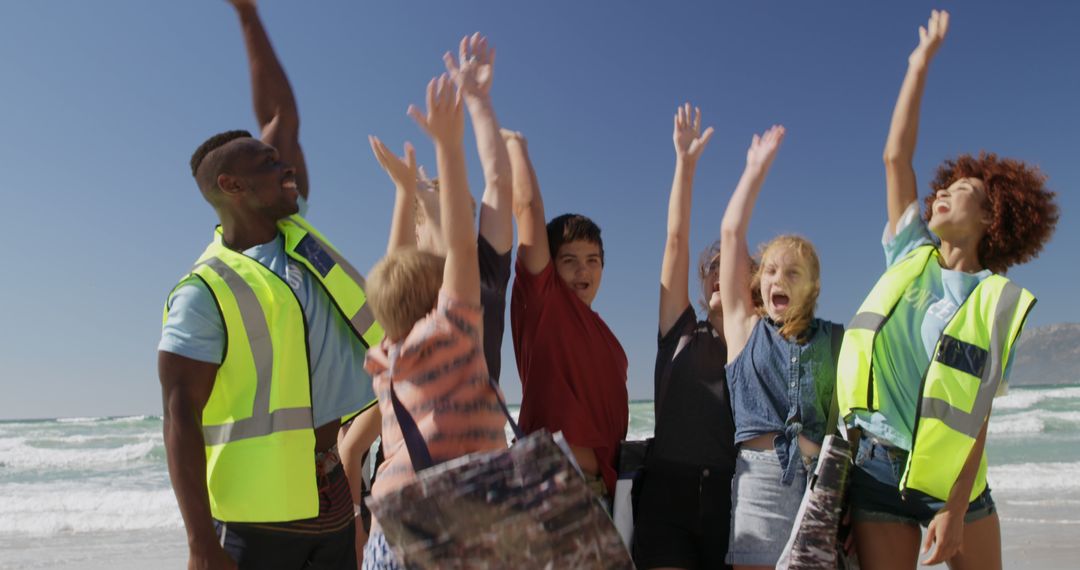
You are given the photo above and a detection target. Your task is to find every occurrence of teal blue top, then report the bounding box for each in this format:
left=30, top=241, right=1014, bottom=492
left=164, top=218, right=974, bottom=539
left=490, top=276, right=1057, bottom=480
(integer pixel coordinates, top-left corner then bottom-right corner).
left=850, top=203, right=1012, bottom=450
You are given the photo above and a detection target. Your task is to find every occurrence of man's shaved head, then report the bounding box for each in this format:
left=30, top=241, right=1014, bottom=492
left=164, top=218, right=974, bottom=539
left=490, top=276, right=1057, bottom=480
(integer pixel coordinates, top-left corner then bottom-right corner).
left=190, top=130, right=254, bottom=195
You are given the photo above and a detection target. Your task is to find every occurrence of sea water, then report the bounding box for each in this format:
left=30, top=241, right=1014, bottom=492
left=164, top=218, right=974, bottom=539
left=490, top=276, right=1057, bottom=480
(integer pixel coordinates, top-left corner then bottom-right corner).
left=2, top=386, right=1078, bottom=568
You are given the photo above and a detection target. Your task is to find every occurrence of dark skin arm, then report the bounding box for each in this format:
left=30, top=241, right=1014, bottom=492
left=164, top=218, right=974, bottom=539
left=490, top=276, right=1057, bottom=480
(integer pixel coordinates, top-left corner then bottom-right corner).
left=158, top=351, right=237, bottom=570
left=229, top=0, right=309, bottom=200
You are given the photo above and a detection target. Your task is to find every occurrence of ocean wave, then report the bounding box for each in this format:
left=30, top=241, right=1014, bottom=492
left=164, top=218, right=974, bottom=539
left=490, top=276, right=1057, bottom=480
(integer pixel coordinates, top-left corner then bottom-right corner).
left=0, top=486, right=182, bottom=535
left=0, top=439, right=159, bottom=470
left=988, top=462, right=1080, bottom=492
left=54, top=417, right=108, bottom=424
left=995, top=386, right=1080, bottom=411
left=988, top=411, right=1080, bottom=435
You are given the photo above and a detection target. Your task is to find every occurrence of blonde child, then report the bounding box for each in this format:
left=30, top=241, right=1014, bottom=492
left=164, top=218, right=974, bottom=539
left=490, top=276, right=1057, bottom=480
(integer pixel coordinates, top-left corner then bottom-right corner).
left=360, top=75, right=508, bottom=570
left=718, top=126, right=842, bottom=569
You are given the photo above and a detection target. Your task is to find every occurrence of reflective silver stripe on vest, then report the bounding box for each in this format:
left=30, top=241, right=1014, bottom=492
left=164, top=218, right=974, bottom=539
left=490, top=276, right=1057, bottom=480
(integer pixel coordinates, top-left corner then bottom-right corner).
left=849, top=312, right=886, bottom=332
left=202, top=406, right=312, bottom=446
left=302, top=232, right=378, bottom=337
left=919, top=281, right=1024, bottom=438
left=198, top=257, right=313, bottom=445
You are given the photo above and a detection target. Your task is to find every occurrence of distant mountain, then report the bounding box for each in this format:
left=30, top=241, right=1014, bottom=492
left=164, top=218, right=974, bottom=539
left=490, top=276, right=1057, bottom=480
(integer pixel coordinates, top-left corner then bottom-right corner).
left=1009, top=323, right=1080, bottom=386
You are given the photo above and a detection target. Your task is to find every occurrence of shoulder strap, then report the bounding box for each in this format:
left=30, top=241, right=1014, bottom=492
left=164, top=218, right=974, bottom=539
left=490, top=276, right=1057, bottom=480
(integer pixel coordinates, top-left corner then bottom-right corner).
left=388, top=377, right=525, bottom=473
left=826, top=322, right=845, bottom=436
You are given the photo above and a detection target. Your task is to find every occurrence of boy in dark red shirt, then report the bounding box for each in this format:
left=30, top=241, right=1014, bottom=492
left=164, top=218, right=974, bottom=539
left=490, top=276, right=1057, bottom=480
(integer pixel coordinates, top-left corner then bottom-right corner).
left=504, top=130, right=629, bottom=502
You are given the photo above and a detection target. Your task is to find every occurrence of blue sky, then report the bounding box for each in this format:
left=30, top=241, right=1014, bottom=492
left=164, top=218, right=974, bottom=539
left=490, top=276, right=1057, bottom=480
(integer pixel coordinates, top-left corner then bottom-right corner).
left=1, top=1, right=1076, bottom=419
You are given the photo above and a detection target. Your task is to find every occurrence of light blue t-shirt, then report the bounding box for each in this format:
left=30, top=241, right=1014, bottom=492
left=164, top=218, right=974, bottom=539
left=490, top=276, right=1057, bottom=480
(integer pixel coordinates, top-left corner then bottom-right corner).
left=851, top=202, right=1012, bottom=450
left=158, top=198, right=374, bottom=427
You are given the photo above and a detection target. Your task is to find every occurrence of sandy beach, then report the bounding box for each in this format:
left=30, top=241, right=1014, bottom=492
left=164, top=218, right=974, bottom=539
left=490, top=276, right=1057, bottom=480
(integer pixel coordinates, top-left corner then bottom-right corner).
left=2, top=490, right=1076, bottom=569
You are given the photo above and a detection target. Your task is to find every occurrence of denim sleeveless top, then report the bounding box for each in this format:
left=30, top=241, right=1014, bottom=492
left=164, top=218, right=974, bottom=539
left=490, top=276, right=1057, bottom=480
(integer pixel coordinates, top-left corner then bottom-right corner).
left=725, top=317, right=839, bottom=485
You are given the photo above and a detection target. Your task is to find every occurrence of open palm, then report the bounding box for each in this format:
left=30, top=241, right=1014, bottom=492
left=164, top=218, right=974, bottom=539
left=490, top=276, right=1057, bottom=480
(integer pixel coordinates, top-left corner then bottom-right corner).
left=909, top=10, right=949, bottom=67
left=444, top=32, right=495, bottom=98
left=745, top=125, right=786, bottom=171
left=673, top=103, right=715, bottom=161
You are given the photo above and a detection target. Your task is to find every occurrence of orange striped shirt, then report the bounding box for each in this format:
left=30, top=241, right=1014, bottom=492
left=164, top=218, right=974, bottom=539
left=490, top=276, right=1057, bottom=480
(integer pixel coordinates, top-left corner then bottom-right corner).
left=365, top=290, right=508, bottom=524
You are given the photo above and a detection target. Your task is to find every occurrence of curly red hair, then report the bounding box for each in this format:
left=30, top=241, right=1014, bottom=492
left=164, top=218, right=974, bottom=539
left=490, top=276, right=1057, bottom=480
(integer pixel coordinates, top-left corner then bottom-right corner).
left=924, top=152, right=1059, bottom=274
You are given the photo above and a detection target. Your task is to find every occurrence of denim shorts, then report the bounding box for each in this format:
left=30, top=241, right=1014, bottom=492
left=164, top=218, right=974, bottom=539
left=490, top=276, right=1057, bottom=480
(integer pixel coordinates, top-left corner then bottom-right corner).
left=849, top=437, right=996, bottom=527
left=725, top=448, right=809, bottom=566
left=361, top=531, right=404, bottom=570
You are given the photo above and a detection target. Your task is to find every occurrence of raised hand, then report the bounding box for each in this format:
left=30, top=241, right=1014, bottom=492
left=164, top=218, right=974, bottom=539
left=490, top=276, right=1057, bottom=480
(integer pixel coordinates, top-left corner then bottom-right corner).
left=745, top=125, right=786, bottom=172
left=673, top=103, right=715, bottom=163
left=909, top=9, right=949, bottom=68
left=408, top=74, right=465, bottom=145
left=369, top=136, right=417, bottom=192
left=444, top=32, right=495, bottom=99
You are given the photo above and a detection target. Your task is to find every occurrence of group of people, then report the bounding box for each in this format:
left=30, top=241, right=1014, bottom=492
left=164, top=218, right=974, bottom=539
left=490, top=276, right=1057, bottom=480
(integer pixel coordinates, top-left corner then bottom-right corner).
left=158, top=3, right=1059, bottom=570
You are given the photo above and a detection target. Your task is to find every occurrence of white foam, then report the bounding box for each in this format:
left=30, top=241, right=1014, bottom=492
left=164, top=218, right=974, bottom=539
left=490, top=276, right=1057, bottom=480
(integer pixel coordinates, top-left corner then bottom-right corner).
left=988, top=462, right=1080, bottom=492
left=989, top=411, right=1080, bottom=435
left=0, top=485, right=182, bottom=535
left=994, top=386, right=1080, bottom=410
left=0, top=439, right=158, bottom=470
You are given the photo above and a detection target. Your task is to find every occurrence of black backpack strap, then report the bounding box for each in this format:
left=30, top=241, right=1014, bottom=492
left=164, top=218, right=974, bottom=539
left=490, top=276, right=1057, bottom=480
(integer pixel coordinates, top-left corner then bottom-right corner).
left=389, top=376, right=523, bottom=473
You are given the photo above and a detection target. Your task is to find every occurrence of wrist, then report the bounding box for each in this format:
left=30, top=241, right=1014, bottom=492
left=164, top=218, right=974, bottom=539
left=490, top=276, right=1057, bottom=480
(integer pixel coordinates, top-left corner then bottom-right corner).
left=188, top=529, right=222, bottom=554
left=675, top=154, right=698, bottom=169
left=394, top=183, right=417, bottom=195
left=464, top=93, right=493, bottom=110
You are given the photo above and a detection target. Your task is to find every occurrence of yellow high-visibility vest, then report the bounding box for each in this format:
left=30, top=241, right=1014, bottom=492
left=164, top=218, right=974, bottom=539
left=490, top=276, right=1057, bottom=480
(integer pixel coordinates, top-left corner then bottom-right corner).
left=836, top=245, right=1034, bottom=502
left=163, top=215, right=383, bottom=522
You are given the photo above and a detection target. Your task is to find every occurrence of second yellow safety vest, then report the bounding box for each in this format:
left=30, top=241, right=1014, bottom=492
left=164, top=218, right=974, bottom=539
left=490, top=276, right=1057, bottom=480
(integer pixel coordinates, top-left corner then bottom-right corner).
left=836, top=245, right=1034, bottom=502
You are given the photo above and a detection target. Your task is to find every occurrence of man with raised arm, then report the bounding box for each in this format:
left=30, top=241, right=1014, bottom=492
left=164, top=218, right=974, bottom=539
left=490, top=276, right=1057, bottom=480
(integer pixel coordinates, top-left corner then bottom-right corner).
left=158, top=2, right=380, bottom=568
left=506, top=130, right=629, bottom=505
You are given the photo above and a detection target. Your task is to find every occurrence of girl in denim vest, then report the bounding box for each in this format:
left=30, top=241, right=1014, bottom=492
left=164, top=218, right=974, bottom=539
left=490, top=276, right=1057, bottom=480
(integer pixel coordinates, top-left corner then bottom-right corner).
left=718, top=126, right=842, bottom=569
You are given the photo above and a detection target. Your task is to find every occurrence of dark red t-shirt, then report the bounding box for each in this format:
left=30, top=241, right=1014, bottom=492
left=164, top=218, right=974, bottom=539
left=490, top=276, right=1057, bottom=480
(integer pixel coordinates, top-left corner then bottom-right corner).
left=510, top=257, right=629, bottom=494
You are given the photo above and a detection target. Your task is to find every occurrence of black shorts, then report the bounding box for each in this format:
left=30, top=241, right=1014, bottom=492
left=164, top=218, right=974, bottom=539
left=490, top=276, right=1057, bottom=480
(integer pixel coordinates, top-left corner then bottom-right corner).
left=632, top=459, right=734, bottom=570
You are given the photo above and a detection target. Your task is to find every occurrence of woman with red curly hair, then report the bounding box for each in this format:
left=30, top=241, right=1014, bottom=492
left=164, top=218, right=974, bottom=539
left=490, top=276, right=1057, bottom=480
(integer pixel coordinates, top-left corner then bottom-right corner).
left=835, top=10, right=1059, bottom=570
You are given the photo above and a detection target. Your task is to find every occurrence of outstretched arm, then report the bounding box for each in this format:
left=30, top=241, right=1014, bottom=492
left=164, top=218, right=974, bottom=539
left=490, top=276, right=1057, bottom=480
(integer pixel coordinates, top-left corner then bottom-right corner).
left=719, top=126, right=785, bottom=362
left=445, top=33, right=513, bottom=254
left=504, top=130, right=549, bottom=275
left=922, top=415, right=988, bottom=564
left=883, top=9, right=949, bottom=234
left=369, top=136, right=418, bottom=254
left=229, top=0, right=309, bottom=200
left=660, top=103, right=716, bottom=336
left=159, top=352, right=237, bottom=570
left=410, top=75, right=479, bottom=306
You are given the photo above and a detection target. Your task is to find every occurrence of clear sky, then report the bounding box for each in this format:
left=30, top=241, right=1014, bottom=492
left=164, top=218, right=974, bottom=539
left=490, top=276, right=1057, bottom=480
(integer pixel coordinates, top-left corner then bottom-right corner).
left=1, top=1, right=1076, bottom=419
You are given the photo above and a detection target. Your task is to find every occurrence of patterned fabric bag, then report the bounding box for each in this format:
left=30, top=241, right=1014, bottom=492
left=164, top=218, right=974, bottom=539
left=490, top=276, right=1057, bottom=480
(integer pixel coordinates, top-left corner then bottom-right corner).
left=776, top=435, right=858, bottom=570
left=366, top=378, right=634, bottom=569
left=777, top=323, right=859, bottom=570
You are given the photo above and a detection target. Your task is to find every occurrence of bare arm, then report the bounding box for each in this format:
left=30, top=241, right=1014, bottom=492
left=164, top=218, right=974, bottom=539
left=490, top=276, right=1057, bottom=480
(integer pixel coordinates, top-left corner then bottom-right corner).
left=922, top=415, right=988, bottom=565
left=229, top=0, right=309, bottom=200
left=410, top=75, right=480, bottom=306
left=883, top=10, right=949, bottom=234
left=369, top=136, right=418, bottom=254
left=158, top=351, right=237, bottom=570
left=720, top=126, right=785, bottom=363
left=337, top=405, right=381, bottom=504
left=660, top=104, right=716, bottom=336
left=504, top=131, right=549, bottom=275
left=445, top=33, right=513, bottom=254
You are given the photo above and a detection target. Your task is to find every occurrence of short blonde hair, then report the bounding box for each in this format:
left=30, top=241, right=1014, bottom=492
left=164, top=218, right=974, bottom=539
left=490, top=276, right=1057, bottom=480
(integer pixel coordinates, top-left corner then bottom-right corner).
left=750, top=235, right=821, bottom=341
left=367, top=247, right=444, bottom=341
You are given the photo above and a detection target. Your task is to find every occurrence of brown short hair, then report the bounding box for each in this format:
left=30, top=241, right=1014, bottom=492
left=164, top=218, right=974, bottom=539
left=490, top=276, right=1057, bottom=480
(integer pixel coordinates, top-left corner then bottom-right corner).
left=366, top=248, right=444, bottom=341
left=547, top=213, right=604, bottom=265
left=751, top=235, right=821, bottom=341
left=925, top=152, right=1058, bottom=274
